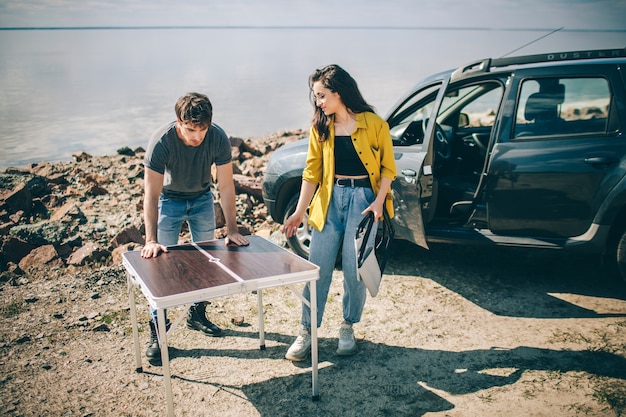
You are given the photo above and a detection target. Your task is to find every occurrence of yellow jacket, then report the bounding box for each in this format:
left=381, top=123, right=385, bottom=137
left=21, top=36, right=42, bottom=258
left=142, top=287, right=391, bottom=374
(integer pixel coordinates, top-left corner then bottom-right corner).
left=303, top=111, right=397, bottom=231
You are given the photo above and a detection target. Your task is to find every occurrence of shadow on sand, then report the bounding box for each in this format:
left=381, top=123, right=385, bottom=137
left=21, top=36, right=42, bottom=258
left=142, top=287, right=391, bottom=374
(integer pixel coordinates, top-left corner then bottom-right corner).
left=156, top=328, right=626, bottom=417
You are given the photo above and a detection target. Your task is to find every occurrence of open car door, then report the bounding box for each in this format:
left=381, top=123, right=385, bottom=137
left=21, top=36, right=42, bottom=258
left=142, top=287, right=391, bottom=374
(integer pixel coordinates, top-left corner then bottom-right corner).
left=387, top=76, right=451, bottom=249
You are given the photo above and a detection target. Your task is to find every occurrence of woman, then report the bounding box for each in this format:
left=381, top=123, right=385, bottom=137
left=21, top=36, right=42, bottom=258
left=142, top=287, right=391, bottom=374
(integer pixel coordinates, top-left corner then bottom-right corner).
left=283, top=65, right=396, bottom=361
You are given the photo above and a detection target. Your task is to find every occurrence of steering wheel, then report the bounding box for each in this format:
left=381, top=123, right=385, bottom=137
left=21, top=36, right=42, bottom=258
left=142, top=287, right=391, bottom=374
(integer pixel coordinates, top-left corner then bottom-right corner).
left=464, top=133, right=488, bottom=156
left=434, top=123, right=452, bottom=160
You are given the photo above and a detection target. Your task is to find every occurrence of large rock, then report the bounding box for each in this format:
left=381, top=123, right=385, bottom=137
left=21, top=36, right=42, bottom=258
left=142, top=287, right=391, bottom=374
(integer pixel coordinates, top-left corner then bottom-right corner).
left=1, top=236, right=37, bottom=266
left=0, top=183, right=32, bottom=218
left=9, top=220, right=75, bottom=246
left=214, top=203, right=225, bottom=228
left=18, top=244, right=62, bottom=271
left=0, top=172, right=49, bottom=198
left=50, top=202, right=86, bottom=223
left=72, top=151, right=92, bottom=162
left=233, top=174, right=263, bottom=200
left=67, top=242, right=110, bottom=266
left=111, top=242, right=138, bottom=265
left=86, top=184, right=108, bottom=196
left=110, top=226, right=144, bottom=248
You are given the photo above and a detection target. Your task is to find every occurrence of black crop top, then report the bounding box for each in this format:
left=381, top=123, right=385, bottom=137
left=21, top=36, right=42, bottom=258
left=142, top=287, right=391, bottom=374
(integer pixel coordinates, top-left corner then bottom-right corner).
left=334, top=135, right=368, bottom=176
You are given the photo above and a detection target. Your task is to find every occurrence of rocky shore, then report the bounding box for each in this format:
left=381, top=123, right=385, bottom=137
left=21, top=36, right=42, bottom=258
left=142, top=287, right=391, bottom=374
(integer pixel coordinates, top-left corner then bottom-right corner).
left=0, top=130, right=305, bottom=280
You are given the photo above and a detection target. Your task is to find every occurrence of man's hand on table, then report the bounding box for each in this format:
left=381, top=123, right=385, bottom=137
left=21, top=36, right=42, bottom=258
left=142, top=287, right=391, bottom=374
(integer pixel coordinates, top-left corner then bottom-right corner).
left=225, top=232, right=249, bottom=247
left=141, top=241, right=168, bottom=258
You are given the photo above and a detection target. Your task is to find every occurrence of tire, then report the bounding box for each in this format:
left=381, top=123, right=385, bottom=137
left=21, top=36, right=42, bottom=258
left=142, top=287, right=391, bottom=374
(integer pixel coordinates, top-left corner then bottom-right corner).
left=616, top=229, right=626, bottom=283
left=283, top=194, right=312, bottom=259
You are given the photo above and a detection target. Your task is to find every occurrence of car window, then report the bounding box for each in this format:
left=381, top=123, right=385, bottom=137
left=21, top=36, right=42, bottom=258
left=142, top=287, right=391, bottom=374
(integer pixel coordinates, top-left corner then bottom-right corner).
left=439, top=83, right=503, bottom=128
left=514, top=77, right=611, bottom=138
left=388, top=84, right=440, bottom=145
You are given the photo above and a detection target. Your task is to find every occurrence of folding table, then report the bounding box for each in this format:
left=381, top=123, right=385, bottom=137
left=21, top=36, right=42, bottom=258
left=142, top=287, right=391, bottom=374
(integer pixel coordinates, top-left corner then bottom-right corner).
left=122, top=236, right=320, bottom=417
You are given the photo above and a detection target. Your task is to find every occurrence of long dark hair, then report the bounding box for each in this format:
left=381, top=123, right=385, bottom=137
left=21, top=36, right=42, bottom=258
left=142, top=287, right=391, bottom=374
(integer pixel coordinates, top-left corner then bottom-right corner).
left=309, top=65, right=375, bottom=141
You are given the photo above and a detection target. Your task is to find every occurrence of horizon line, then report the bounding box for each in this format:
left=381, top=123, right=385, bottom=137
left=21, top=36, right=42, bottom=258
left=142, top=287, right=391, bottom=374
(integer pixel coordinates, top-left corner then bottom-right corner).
left=0, top=25, right=625, bottom=32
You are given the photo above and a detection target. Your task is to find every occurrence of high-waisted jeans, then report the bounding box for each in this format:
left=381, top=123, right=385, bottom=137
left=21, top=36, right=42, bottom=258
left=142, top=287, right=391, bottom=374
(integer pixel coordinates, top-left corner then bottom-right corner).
left=301, top=184, right=376, bottom=328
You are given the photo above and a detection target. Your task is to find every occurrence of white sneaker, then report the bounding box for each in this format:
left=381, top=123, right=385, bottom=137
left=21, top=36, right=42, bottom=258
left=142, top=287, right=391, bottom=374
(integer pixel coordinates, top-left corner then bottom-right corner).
left=285, top=326, right=311, bottom=361
left=336, top=323, right=357, bottom=356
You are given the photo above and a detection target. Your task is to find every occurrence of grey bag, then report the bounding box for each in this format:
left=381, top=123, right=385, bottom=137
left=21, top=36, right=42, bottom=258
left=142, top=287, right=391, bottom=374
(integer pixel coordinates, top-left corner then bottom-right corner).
left=355, top=209, right=394, bottom=297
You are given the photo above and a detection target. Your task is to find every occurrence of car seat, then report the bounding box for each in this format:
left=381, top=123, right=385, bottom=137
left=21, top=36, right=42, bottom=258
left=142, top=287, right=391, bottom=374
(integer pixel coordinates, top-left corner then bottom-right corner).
left=520, top=92, right=564, bottom=136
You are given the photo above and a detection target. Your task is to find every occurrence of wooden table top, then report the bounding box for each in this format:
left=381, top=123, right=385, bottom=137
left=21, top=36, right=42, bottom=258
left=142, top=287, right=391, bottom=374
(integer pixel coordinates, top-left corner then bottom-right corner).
left=122, top=236, right=318, bottom=301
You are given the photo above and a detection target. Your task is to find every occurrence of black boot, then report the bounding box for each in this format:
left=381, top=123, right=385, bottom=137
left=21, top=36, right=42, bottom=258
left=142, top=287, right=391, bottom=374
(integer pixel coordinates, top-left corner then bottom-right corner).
left=145, top=320, right=161, bottom=359
left=186, top=302, right=222, bottom=336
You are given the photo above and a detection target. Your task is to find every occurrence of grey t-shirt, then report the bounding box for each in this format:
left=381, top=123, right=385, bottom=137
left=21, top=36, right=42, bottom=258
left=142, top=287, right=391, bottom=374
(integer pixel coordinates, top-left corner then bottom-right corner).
left=143, top=121, right=232, bottom=200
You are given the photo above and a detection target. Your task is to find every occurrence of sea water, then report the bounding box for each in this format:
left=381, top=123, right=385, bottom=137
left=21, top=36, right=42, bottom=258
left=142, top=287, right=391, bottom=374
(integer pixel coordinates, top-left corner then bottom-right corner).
left=0, top=26, right=622, bottom=169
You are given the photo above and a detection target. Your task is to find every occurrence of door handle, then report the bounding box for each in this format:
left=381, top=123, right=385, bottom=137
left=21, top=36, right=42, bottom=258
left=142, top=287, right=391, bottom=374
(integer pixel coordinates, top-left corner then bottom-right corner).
left=401, top=169, right=417, bottom=184
left=584, top=156, right=619, bottom=165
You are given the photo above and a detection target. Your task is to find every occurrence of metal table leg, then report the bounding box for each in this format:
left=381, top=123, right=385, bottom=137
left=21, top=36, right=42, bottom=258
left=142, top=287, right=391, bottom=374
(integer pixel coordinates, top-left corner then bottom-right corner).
left=310, top=280, right=319, bottom=400
left=127, top=274, right=142, bottom=373
left=257, top=290, right=266, bottom=350
left=157, top=309, right=174, bottom=417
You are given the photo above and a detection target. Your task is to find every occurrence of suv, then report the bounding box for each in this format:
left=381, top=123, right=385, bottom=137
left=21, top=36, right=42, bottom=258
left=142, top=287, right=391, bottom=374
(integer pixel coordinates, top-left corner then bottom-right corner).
left=262, top=47, right=626, bottom=281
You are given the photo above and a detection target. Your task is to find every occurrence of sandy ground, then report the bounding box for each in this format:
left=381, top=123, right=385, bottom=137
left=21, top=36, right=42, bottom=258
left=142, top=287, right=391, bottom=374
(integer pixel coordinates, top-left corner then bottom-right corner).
left=1, top=237, right=626, bottom=417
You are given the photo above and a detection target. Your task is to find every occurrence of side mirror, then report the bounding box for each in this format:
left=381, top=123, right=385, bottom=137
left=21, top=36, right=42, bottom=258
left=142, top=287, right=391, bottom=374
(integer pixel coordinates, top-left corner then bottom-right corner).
left=458, top=113, right=469, bottom=128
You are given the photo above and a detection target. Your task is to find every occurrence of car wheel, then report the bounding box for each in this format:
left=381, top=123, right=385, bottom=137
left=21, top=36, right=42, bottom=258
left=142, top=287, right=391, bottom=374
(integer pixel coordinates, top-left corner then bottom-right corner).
left=283, top=194, right=312, bottom=259
left=616, top=229, right=626, bottom=283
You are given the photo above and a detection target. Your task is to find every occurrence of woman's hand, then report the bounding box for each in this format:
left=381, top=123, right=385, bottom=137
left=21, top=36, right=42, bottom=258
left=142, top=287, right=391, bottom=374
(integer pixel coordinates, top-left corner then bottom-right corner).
left=283, top=180, right=317, bottom=238
left=283, top=212, right=304, bottom=238
left=363, top=199, right=385, bottom=221
left=364, top=176, right=392, bottom=220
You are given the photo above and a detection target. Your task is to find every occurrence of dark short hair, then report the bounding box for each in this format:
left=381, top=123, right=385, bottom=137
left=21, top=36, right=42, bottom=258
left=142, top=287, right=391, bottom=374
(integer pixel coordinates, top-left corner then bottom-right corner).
left=175, top=92, right=213, bottom=127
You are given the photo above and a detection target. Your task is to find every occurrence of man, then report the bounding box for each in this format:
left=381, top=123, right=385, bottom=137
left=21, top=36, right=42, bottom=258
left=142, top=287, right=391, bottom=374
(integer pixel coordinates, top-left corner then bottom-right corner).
left=141, top=92, right=249, bottom=360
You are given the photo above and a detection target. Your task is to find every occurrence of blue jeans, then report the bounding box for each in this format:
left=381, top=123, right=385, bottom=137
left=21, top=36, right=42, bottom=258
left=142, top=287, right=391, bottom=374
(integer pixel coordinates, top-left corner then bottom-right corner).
left=301, top=184, right=376, bottom=328
left=157, top=191, right=216, bottom=246
left=150, top=190, right=216, bottom=322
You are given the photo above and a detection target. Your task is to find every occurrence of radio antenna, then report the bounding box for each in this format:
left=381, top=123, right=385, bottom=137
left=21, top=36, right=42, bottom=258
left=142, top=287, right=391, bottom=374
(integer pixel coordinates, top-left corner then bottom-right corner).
left=500, top=26, right=564, bottom=57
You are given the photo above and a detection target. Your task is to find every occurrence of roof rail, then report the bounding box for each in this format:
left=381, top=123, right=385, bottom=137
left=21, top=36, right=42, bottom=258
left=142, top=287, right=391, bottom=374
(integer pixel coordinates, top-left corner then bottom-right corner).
left=491, top=47, right=626, bottom=68
left=451, top=59, right=492, bottom=78
left=451, top=47, right=626, bottom=80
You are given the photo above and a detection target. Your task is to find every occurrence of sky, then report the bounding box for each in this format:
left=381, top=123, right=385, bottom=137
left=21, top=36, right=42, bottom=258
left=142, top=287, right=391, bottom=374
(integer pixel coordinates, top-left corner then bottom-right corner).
left=1, top=0, right=625, bottom=32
